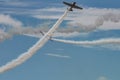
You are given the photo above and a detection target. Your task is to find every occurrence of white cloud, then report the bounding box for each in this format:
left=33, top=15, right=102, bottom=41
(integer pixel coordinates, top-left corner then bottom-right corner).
left=33, top=7, right=120, bottom=31
left=0, top=14, right=22, bottom=28
left=97, top=76, right=108, bottom=80
left=5, top=2, right=29, bottom=7
left=98, top=21, right=120, bottom=30
left=0, top=14, right=24, bottom=42
left=34, top=15, right=61, bottom=20
left=67, top=8, right=120, bottom=31
left=1, top=6, right=120, bottom=32
left=100, top=44, right=120, bottom=51
left=0, top=29, right=11, bottom=42
left=45, top=53, right=71, bottom=59
left=37, top=7, right=65, bottom=12
left=0, top=0, right=39, bottom=7
left=0, top=7, right=120, bottom=43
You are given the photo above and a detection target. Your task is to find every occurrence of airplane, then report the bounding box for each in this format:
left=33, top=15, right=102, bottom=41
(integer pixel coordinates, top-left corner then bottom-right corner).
left=39, top=31, right=53, bottom=41
left=63, top=1, right=83, bottom=11
left=39, top=31, right=45, bottom=36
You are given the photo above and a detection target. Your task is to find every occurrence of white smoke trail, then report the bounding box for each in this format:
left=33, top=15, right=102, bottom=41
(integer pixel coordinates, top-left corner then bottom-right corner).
left=45, top=53, right=71, bottom=59
left=52, top=38, right=120, bottom=45
left=0, top=10, right=69, bottom=73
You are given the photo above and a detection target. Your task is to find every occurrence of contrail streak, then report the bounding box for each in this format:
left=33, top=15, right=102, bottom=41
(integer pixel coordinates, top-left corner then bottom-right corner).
left=45, top=53, right=71, bottom=59
left=0, top=10, right=69, bottom=73
left=52, top=38, right=120, bottom=45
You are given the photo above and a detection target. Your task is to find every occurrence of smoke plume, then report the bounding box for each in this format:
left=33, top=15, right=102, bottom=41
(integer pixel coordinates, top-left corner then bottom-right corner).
left=52, top=38, right=120, bottom=46
left=0, top=10, right=69, bottom=73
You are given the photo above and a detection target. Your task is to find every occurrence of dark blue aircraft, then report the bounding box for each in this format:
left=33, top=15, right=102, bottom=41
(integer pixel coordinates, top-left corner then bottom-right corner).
left=63, top=1, right=83, bottom=11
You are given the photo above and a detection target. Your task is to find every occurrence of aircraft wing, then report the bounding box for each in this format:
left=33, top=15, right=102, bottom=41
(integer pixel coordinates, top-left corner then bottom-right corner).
left=74, top=5, right=83, bottom=9
left=63, top=1, right=72, bottom=6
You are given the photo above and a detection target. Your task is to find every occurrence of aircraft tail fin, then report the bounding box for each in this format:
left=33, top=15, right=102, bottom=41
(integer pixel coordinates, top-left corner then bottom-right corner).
left=68, top=8, right=73, bottom=11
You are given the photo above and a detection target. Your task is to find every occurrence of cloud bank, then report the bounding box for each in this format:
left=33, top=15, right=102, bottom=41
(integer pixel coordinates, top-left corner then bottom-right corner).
left=34, top=8, right=120, bottom=31
left=0, top=7, right=120, bottom=50
left=0, top=7, right=120, bottom=32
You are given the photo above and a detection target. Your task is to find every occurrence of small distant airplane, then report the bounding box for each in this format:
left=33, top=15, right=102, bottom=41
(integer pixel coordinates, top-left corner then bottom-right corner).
left=40, top=31, right=53, bottom=41
left=63, top=1, right=83, bottom=11
left=39, top=31, right=44, bottom=36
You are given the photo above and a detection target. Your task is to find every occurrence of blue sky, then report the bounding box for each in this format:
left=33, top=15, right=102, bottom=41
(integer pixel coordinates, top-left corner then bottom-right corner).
left=0, top=0, right=120, bottom=80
